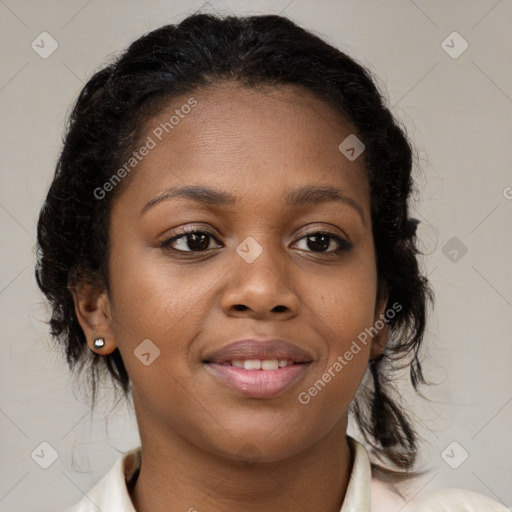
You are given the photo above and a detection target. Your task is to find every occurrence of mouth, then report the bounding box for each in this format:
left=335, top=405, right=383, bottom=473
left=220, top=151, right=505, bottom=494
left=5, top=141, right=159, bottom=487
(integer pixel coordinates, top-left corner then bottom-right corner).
left=203, top=338, right=314, bottom=399
left=212, top=358, right=301, bottom=369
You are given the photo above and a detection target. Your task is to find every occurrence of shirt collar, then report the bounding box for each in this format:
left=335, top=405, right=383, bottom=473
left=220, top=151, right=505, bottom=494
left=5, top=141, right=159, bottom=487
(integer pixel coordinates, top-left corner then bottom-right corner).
left=68, top=436, right=371, bottom=511
left=342, top=436, right=372, bottom=511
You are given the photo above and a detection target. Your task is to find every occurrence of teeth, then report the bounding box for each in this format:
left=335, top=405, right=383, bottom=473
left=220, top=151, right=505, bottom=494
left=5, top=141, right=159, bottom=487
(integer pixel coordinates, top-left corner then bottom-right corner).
left=244, top=359, right=261, bottom=370
left=229, top=359, right=293, bottom=369
left=261, top=359, right=279, bottom=370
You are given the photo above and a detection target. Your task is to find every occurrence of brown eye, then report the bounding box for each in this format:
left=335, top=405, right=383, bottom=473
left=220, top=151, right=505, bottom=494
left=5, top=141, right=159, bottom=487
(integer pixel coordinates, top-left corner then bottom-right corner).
left=160, top=230, right=221, bottom=252
left=294, top=231, right=352, bottom=254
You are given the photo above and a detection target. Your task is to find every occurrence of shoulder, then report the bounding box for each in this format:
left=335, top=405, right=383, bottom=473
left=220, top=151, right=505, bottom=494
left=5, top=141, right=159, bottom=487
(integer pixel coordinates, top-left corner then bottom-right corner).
left=415, top=487, right=509, bottom=512
left=363, top=445, right=507, bottom=512
left=63, top=446, right=141, bottom=511
left=370, top=478, right=509, bottom=512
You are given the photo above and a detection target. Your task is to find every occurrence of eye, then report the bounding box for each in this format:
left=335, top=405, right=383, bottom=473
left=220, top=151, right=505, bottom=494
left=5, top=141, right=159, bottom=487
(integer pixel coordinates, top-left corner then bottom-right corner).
left=159, top=228, right=222, bottom=252
left=159, top=227, right=352, bottom=255
left=293, top=230, right=353, bottom=254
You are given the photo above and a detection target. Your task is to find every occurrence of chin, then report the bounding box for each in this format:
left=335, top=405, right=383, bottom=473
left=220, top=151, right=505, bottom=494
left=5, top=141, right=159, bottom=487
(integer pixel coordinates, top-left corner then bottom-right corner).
left=203, top=430, right=317, bottom=465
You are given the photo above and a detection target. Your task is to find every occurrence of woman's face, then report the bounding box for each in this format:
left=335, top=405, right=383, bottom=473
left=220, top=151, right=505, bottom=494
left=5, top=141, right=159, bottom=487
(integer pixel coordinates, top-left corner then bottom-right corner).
left=102, top=82, right=387, bottom=461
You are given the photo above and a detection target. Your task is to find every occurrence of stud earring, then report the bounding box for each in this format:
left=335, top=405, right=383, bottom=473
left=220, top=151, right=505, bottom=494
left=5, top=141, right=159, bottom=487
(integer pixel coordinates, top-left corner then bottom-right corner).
left=93, top=338, right=105, bottom=350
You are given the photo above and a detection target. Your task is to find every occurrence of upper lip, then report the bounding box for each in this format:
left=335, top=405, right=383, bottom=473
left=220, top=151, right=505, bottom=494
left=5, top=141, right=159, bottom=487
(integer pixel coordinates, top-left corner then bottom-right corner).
left=204, top=338, right=314, bottom=364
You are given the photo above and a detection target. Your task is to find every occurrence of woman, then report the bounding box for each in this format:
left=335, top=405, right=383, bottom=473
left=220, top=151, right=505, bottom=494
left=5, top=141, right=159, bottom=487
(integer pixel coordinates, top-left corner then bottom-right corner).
left=35, top=12, right=507, bottom=512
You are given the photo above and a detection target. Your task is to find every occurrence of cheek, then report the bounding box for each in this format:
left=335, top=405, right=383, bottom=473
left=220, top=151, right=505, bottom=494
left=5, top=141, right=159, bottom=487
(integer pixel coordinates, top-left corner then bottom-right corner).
left=301, top=255, right=377, bottom=396
left=108, top=242, right=201, bottom=337
left=305, top=252, right=378, bottom=346
left=292, top=286, right=375, bottom=440
left=106, top=243, right=222, bottom=386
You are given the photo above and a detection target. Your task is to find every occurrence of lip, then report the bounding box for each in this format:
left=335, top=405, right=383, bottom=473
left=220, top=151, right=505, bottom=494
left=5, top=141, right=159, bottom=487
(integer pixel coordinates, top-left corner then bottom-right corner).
left=205, top=362, right=311, bottom=399
left=203, top=338, right=314, bottom=399
left=203, top=338, right=314, bottom=364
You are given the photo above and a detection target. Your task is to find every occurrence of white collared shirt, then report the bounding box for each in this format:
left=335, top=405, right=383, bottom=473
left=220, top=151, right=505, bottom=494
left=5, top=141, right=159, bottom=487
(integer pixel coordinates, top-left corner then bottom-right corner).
left=65, top=437, right=508, bottom=512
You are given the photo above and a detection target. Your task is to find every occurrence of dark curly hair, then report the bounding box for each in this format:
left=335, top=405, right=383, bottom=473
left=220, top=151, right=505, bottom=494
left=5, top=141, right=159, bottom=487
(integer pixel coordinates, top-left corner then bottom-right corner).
left=35, top=12, right=433, bottom=472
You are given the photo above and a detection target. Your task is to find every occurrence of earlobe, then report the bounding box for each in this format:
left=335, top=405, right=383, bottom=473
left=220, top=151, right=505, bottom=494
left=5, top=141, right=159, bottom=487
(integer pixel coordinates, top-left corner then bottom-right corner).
left=69, top=282, right=117, bottom=355
left=369, top=321, right=388, bottom=360
left=370, top=295, right=389, bottom=360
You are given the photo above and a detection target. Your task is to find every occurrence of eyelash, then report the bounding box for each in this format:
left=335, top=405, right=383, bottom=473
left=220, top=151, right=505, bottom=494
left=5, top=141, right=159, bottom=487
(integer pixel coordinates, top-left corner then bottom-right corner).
left=159, top=227, right=353, bottom=255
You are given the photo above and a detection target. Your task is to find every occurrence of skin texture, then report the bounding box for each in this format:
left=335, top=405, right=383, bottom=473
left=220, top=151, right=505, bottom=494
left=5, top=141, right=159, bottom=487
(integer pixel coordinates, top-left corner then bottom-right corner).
left=72, top=82, right=389, bottom=512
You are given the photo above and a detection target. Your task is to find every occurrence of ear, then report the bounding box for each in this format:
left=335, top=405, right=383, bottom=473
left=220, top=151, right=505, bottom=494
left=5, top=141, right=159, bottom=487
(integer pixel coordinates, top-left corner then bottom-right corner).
left=69, top=280, right=117, bottom=355
left=369, top=293, right=389, bottom=360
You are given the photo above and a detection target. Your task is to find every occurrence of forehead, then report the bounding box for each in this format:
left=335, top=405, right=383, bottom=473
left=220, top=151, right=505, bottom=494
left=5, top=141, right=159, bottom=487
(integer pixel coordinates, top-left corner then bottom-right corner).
left=118, top=82, right=370, bottom=211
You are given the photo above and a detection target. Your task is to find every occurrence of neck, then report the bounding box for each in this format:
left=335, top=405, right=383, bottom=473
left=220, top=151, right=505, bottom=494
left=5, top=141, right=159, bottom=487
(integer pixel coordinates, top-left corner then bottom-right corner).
left=130, top=413, right=353, bottom=512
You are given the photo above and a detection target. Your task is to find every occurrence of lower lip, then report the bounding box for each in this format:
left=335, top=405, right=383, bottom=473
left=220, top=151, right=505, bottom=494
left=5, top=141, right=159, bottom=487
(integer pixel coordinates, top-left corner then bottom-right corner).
left=205, top=363, right=311, bottom=399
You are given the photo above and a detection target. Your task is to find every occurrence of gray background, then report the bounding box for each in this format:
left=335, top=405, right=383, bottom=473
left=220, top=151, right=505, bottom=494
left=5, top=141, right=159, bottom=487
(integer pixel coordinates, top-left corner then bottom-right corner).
left=0, top=0, right=511, bottom=510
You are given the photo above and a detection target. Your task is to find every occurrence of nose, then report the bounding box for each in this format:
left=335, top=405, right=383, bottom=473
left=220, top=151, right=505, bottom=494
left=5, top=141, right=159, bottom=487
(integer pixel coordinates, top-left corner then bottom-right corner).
left=220, top=241, right=300, bottom=320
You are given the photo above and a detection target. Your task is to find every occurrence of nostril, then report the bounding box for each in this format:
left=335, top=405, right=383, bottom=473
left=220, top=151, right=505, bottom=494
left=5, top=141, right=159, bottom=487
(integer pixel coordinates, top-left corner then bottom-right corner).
left=231, top=305, right=288, bottom=312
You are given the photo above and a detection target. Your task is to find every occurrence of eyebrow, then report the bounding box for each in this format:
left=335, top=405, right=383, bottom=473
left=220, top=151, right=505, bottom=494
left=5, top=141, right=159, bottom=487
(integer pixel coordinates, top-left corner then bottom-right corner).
left=140, top=184, right=366, bottom=226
